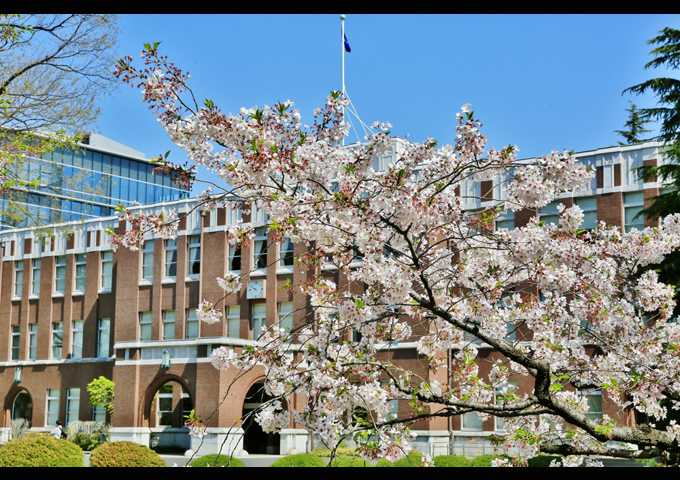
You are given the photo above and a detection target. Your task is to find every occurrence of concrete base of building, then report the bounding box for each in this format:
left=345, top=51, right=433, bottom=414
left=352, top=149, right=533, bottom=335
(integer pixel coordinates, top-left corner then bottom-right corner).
left=411, top=430, right=451, bottom=457
left=185, top=428, right=245, bottom=457
left=279, top=428, right=309, bottom=455
left=109, top=427, right=152, bottom=446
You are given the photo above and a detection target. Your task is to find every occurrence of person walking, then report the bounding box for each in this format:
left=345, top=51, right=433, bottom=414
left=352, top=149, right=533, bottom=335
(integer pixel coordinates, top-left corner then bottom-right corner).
left=51, top=420, right=64, bottom=439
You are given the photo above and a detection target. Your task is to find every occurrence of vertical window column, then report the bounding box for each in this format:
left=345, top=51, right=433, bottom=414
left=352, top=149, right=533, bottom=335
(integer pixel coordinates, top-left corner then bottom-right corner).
left=278, top=302, right=293, bottom=333
left=100, top=251, right=113, bottom=292
left=185, top=309, right=199, bottom=339
left=51, top=322, right=63, bottom=359
left=54, top=255, right=66, bottom=295
left=253, top=227, right=268, bottom=270
left=71, top=321, right=83, bottom=359
left=187, top=235, right=201, bottom=277
left=139, top=312, right=153, bottom=341
left=14, top=261, right=24, bottom=298
left=65, top=388, right=80, bottom=426
left=45, top=389, right=60, bottom=427
left=97, top=318, right=110, bottom=357
left=11, top=325, right=21, bottom=360
left=251, top=303, right=266, bottom=340
left=162, top=311, right=176, bottom=340
left=74, top=254, right=87, bottom=293
left=141, top=240, right=154, bottom=283
left=227, top=305, right=240, bottom=338
left=31, top=259, right=40, bottom=297
left=28, top=324, right=37, bottom=360
left=164, top=239, right=177, bottom=280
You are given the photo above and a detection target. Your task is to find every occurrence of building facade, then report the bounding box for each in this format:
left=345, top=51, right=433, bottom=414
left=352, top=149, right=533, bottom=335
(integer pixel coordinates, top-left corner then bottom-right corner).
left=0, top=133, right=190, bottom=230
left=0, top=141, right=666, bottom=457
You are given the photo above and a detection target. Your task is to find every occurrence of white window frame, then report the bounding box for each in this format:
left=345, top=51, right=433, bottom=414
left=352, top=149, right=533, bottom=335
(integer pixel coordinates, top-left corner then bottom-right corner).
left=278, top=301, right=294, bottom=333
left=574, top=196, right=598, bottom=230
left=31, top=258, right=41, bottom=297
left=252, top=227, right=268, bottom=272
left=140, top=240, right=154, bottom=284
left=156, top=383, right=173, bottom=427
left=100, top=251, right=113, bottom=293
left=251, top=303, right=266, bottom=340
left=54, top=255, right=66, bottom=296
left=185, top=308, right=199, bottom=339
left=279, top=237, right=294, bottom=269
left=186, top=234, right=201, bottom=279
left=162, top=310, right=176, bottom=340
left=164, top=239, right=177, bottom=281
left=97, top=318, right=111, bottom=358
left=71, top=320, right=84, bottom=359
left=28, top=323, right=37, bottom=360
left=583, top=388, right=603, bottom=422
left=139, top=312, right=153, bottom=341
left=11, top=325, right=21, bottom=361
left=51, top=322, right=63, bottom=360
left=14, top=260, right=24, bottom=299
left=461, top=411, right=484, bottom=431
left=65, top=387, right=80, bottom=426
left=74, top=253, right=87, bottom=294
left=228, top=243, right=241, bottom=274
left=624, top=191, right=646, bottom=232
left=45, top=388, right=60, bottom=427
left=227, top=305, right=240, bottom=338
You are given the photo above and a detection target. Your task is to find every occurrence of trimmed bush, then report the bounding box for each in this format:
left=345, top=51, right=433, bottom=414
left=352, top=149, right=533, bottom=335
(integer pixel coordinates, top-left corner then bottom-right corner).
left=376, top=450, right=424, bottom=467
left=433, top=454, right=499, bottom=467
left=271, top=453, right=326, bottom=467
left=0, top=433, right=83, bottom=467
left=189, top=454, right=246, bottom=467
left=329, top=455, right=374, bottom=467
left=90, top=441, right=165, bottom=467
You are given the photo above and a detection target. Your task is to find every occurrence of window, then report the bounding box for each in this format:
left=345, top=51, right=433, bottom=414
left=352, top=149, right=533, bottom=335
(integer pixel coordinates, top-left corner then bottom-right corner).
left=45, top=389, right=60, bottom=426
left=251, top=303, right=266, bottom=340
left=505, top=321, right=517, bottom=342
left=54, top=255, right=66, bottom=295
left=141, top=240, right=154, bottom=282
left=98, top=251, right=113, bottom=293
left=97, top=318, right=110, bottom=357
left=93, top=405, right=106, bottom=423
left=28, top=324, right=37, bottom=360
left=227, top=305, right=240, bottom=338
left=624, top=191, right=645, bottom=232
left=71, top=321, right=83, bottom=359
left=228, top=243, right=241, bottom=272
left=280, top=237, right=294, bottom=268
left=496, top=211, right=514, bottom=231
left=164, top=239, right=177, bottom=279
left=52, top=322, right=63, bottom=359
left=11, top=325, right=20, bottom=361
left=253, top=227, right=268, bottom=270
left=163, top=311, right=176, bottom=340
left=461, top=411, right=483, bottom=431
left=185, top=309, right=199, bottom=339
left=574, top=196, right=598, bottom=230
left=278, top=302, right=294, bottom=333
left=139, top=312, right=153, bottom=341
left=74, top=254, right=86, bottom=293
left=583, top=389, right=603, bottom=422
left=388, top=399, right=399, bottom=421
left=227, top=204, right=242, bottom=225
left=65, top=388, right=80, bottom=426
left=187, top=235, right=201, bottom=276
left=495, top=381, right=519, bottom=432
left=156, top=383, right=173, bottom=426
left=31, top=259, right=41, bottom=296
left=538, top=200, right=561, bottom=226
left=14, top=261, right=24, bottom=298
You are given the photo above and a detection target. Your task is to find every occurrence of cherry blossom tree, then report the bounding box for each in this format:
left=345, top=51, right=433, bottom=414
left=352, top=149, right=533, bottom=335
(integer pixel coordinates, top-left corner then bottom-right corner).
left=113, top=44, right=680, bottom=467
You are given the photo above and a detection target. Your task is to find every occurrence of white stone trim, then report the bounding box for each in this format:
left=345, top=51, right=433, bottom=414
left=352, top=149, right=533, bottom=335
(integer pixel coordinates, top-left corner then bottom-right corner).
left=0, top=357, right=114, bottom=368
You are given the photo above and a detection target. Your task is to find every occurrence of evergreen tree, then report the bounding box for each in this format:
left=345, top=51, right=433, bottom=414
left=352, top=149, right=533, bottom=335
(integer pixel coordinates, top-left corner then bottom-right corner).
left=624, top=27, right=680, bottom=318
left=614, top=101, right=650, bottom=145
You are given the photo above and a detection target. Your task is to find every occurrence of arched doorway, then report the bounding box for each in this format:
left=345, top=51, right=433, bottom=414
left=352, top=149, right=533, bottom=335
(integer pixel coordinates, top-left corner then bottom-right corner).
left=242, top=382, right=281, bottom=454
left=11, top=391, right=32, bottom=425
left=148, top=381, right=193, bottom=453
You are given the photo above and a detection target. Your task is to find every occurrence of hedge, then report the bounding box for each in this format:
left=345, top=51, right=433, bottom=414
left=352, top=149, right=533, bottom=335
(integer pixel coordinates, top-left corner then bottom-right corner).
left=527, top=455, right=562, bottom=467
left=376, top=450, right=425, bottom=467
left=270, top=453, right=326, bottom=467
left=189, top=454, right=246, bottom=467
left=433, top=454, right=501, bottom=467
left=0, top=433, right=83, bottom=467
left=90, top=441, right=165, bottom=467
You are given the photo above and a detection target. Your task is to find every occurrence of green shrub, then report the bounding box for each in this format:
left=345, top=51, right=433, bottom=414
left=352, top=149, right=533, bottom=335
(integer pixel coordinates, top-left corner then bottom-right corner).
left=67, top=421, right=109, bottom=451
left=329, top=455, right=374, bottom=467
left=527, top=455, right=562, bottom=467
left=271, top=453, right=326, bottom=467
left=189, top=454, right=245, bottom=467
left=635, top=458, right=661, bottom=467
left=90, top=441, right=165, bottom=467
left=433, top=454, right=499, bottom=467
left=0, top=433, right=83, bottom=467
left=376, top=450, right=424, bottom=467
left=311, top=446, right=360, bottom=457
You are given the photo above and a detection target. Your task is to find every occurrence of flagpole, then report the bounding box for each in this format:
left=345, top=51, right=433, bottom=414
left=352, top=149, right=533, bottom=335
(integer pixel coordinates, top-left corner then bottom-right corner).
left=340, top=14, right=346, bottom=146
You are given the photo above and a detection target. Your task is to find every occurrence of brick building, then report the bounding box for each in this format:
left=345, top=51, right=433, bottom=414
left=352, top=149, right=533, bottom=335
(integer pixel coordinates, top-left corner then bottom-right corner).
left=0, top=141, right=666, bottom=457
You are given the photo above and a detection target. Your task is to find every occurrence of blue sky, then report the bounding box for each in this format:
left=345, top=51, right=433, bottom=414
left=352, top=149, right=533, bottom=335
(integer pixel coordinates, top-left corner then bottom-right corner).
left=95, top=14, right=680, bottom=195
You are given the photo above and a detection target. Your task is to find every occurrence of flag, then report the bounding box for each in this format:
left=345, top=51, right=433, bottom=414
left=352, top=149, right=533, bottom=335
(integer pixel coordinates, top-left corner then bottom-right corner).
left=344, top=33, right=351, bottom=53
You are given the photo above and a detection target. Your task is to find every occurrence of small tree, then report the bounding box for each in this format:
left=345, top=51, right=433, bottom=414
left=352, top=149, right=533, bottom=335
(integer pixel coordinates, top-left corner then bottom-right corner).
left=87, top=376, right=115, bottom=417
left=614, top=102, right=650, bottom=145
